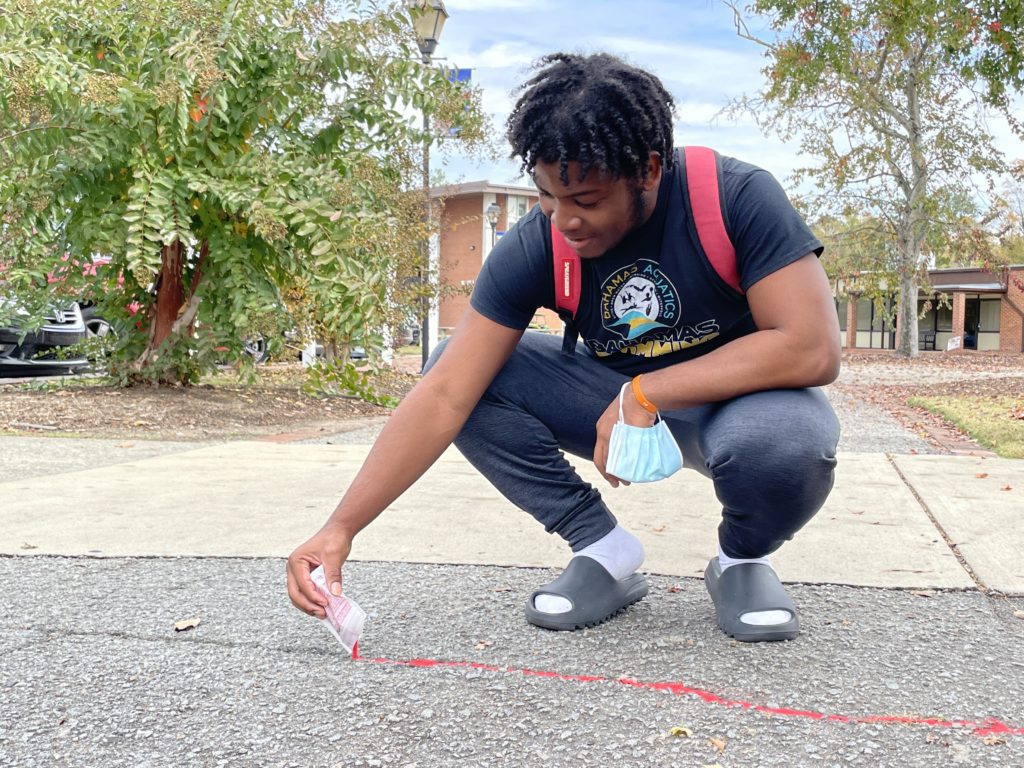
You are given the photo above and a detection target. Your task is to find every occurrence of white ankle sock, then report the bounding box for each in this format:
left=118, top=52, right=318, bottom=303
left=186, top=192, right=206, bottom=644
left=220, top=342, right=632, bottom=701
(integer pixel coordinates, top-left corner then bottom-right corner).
left=577, top=525, right=645, bottom=580
left=717, top=545, right=772, bottom=573
left=717, top=545, right=791, bottom=626
left=534, top=526, right=644, bottom=614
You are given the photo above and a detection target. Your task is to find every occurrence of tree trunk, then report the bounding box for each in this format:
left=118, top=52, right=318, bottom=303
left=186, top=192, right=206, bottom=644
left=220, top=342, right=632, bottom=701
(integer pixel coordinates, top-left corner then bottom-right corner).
left=894, top=217, right=918, bottom=357
left=895, top=54, right=927, bottom=358
left=133, top=240, right=208, bottom=382
left=897, top=268, right=918, bottom=357
left=151, top=240, right=185, bottom=353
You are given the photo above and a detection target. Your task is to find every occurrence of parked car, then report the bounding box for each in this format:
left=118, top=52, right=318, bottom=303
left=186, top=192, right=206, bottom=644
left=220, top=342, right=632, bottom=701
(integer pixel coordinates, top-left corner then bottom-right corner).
left=0, top=298, right=89, bottom=377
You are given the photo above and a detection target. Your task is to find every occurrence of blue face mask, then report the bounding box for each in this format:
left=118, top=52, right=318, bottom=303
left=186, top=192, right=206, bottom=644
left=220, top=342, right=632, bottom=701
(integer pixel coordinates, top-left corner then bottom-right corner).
left=606, top=382, right=684, bottom=483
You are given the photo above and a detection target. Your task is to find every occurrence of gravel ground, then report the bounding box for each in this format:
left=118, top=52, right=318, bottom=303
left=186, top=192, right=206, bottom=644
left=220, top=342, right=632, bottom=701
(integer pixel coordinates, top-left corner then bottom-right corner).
left=2, top=557, right=1022, bottom=768
left=824, top=386, right=938, bottom=455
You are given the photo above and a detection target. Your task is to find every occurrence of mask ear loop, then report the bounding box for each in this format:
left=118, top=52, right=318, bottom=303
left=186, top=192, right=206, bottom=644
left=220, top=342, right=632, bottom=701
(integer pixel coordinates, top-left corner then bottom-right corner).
left=619, top=380, right=663, bottom=425
left=617, top=382, right=631, bottom=423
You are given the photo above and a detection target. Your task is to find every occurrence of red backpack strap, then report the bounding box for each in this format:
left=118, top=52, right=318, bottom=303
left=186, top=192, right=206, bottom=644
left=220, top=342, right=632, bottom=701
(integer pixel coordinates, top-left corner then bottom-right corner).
left=551, top=223, right=580, bottom=317
left=683, top=146, right=742, bottom=294
left=550, top=223, right=581, bottom=356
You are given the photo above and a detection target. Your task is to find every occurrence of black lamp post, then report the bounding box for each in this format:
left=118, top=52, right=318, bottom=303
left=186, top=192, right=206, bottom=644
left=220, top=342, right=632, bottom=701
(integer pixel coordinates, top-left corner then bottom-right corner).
left=409, top=1, right=449, bottom=370
left=484, top=202, right=501, bottom=250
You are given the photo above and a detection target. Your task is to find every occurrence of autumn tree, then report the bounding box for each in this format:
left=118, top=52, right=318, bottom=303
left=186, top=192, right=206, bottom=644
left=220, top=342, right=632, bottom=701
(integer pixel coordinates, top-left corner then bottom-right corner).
left=0, top=0, right=487, bottom=384
left=728, top=0, right=1024, bottom=356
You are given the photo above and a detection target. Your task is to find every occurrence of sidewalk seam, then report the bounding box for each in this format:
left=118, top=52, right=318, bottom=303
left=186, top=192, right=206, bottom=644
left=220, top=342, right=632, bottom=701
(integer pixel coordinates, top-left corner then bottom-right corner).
left=886, top=454, right=993, bottom=595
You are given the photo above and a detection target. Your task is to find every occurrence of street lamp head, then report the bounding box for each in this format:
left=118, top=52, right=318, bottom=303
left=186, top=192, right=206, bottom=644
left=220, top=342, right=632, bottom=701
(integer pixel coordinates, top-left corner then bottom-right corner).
left=484, top=202, right=501, bottom=227
left=408, top=0, right=449, bottom=60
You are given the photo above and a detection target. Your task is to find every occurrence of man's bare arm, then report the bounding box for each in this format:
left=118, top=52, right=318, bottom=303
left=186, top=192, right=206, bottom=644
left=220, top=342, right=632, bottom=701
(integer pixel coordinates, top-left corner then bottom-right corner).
left=287, top=308, right=524, bottom=616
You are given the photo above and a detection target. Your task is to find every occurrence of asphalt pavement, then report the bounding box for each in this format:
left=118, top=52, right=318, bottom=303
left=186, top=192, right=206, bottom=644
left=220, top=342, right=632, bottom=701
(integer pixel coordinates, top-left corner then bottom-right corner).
left=2, top=416, right=1023, bottom=766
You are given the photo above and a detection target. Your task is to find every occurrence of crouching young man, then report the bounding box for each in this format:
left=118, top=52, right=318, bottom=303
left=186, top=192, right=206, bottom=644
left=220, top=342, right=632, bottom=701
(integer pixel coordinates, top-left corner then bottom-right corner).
left=287, top=52, right=841, bottom=643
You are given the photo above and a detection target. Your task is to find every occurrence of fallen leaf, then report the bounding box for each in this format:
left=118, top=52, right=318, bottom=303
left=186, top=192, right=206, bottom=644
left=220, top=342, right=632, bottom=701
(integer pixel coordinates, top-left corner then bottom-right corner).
left=1012, top=610, right=1024, bottom=620
left=910, top=590, right=935, bottom=598
left=173, top=617, right=201, bottom=632
left=651, top=525, right=667, bottom=533
left=473, top=639, right=493, bottom=650
left=668, top=725, right=693, bottom=738
left=1001, top=484, right=1012, bottom=491
left=20, top=542, right=37, bottom=550
left=975, top=472, right=989, bottom=479
left=983, top=734, right=1007, bottom=746
left=709, top=736, right=727, bottom=753
left=666, top=585, right=683, bottom=593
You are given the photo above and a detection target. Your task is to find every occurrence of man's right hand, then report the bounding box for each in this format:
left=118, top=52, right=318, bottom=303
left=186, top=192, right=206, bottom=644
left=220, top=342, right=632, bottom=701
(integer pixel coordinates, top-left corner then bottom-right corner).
left=286, top=525, right=352, bottom=620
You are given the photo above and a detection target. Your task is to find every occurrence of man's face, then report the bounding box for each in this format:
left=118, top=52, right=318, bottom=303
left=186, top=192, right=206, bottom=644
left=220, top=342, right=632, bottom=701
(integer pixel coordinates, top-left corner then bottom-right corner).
left=532, top=154, right=662, bottom=259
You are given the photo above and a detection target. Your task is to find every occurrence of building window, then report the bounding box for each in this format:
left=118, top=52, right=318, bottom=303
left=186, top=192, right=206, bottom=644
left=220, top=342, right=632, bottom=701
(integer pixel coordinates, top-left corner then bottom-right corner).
left=836, top=299, right=847, bottom=331
left=980, top=298, right=1001, bottom=332
left=935, top=304, right=953, bottom=332
left=506, top=195, right=531, bottom=227
left=855, top=299, right=870, bottom=331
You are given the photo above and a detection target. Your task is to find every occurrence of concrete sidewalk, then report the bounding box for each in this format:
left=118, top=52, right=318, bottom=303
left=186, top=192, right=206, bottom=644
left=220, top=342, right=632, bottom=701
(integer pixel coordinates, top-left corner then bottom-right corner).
left=3, top=441, right=1022, bottom=594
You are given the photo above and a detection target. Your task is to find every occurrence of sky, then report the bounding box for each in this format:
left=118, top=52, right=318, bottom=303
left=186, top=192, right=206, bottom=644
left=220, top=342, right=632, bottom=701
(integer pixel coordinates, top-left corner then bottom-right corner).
left=427, top=0, right=1024, bottom=195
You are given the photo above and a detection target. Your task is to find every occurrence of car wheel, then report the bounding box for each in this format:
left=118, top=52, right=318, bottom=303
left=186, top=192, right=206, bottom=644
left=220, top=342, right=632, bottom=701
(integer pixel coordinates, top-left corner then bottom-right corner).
left=85, top=316, right=114, bottom=338
left=242, top=334, right=269, bottom=364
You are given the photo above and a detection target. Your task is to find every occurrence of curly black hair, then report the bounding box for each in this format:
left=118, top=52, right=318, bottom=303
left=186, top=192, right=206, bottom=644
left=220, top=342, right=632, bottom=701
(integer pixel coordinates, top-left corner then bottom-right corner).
left=506, top=52, right=676, bottom=185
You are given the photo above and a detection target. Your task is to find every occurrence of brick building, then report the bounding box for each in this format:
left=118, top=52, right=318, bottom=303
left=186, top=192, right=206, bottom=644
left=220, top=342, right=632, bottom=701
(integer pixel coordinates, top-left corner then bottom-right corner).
left=837, top=265, right=1024, bottom=353
left=432, top=181, right=560, bottom=334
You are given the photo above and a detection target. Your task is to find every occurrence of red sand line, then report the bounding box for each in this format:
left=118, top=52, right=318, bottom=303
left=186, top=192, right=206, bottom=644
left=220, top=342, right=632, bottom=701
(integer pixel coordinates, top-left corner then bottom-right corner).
left=357, top=655, right=1023, bottom=738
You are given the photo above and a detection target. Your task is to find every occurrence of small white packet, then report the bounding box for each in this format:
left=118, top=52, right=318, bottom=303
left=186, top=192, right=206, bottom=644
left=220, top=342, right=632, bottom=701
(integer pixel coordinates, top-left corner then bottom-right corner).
left=309, top=565, right=366, bottom=656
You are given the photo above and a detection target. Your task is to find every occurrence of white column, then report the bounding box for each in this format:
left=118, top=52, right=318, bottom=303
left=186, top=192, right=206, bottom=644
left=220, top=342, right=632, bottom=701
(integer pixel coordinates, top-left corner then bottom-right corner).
left=426, top=230, right=441, bottom=356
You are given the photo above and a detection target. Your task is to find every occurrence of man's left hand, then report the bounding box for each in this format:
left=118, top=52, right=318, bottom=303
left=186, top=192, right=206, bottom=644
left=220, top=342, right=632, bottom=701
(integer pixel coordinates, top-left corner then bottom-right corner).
left=594, top=383, right=657, bottom=487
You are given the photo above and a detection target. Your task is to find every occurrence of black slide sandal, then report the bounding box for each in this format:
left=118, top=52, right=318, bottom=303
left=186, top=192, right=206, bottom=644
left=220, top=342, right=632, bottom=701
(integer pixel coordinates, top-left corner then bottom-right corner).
left=704, top=557, right=800, bottom=642
left=525, top=556, right=649, bottom=631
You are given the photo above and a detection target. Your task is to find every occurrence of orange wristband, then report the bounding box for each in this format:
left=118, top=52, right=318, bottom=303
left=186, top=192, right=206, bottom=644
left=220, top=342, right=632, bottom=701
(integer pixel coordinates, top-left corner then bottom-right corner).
left=630, top=375, right=658, bottom=414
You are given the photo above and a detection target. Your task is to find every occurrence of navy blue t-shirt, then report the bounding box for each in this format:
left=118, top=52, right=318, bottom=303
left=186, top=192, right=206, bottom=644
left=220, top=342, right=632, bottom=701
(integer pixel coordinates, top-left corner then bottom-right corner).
left=470, top=150, right=823, bottom=376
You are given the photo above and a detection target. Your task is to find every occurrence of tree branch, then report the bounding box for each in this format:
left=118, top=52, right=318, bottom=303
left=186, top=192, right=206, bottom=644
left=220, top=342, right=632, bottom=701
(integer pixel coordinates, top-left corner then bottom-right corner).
left=0, top=124, right=81, bottom=144
left=726, top=1, right=772, bottom=49
left=170, top=291, right=202, bottom=336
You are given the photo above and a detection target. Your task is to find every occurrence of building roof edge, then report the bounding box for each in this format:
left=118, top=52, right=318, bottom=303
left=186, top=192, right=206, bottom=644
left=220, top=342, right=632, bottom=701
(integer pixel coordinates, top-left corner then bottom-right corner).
left=430, top=180, right=537, bottom=198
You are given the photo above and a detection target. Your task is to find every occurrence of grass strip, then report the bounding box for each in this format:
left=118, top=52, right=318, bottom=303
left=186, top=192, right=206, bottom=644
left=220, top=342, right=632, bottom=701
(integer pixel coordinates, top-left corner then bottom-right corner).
left=907, top=395, right=1024, bottom=458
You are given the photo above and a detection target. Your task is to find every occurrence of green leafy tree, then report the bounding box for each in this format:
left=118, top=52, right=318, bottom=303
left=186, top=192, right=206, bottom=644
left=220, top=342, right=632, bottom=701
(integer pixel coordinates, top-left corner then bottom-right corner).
left=728, top=0, right=1024, bottom=356
left=0, top=0, right=487, bottom=384
left=986, top=165, right=1024, bottom=298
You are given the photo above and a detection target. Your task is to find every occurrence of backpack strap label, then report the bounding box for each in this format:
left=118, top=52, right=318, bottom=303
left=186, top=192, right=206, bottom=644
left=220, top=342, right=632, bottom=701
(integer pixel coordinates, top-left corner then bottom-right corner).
left=551, top=226, right=580, bottom=316
left=550, top=224, right=581, bottom=356
left=683, top=146, right=743, bottom=295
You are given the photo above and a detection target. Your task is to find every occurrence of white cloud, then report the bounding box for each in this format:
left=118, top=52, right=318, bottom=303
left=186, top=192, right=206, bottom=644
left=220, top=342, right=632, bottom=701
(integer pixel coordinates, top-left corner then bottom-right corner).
left=462, top=41, right=539, bottom=70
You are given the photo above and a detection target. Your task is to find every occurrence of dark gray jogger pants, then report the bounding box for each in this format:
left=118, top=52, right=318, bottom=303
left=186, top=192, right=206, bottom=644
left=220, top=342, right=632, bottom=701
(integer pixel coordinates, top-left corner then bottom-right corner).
left=426, top=331, right=840, bottom=559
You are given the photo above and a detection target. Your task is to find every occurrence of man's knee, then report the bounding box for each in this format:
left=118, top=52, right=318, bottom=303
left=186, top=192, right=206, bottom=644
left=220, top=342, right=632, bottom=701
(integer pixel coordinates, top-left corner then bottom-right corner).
left=707, top=391, right=839, bottom=498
